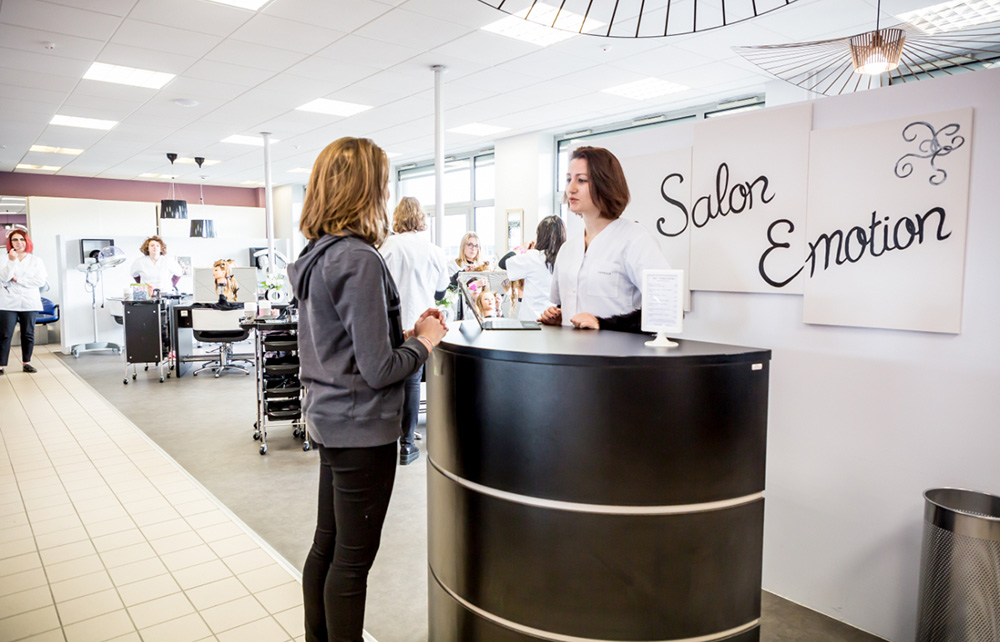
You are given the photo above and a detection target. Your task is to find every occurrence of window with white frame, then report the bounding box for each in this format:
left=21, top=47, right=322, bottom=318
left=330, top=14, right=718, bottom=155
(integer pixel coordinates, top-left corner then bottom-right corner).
left=396, top=151, right=496, bottom=262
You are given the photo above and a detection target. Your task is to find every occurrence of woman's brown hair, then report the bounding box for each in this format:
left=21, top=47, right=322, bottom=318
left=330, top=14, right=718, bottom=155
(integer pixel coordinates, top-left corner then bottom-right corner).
left=140, top=235, right=167, bottom=256
left=392, top=196, right=426, bottom=234
left=300, top=137, right=390, bottom=246
left=569, top=146, right=630, bottom=220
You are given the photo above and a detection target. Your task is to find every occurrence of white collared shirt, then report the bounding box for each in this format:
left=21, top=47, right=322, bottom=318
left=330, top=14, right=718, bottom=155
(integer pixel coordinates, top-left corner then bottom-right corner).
left=550, top=217, right=668, bottom=324
left=130, top=254, right=182, bottom=291
left=0, top=253, right=47, bottom=312
left=504, top=249, right=554, bottom=321
left=379, top=232, right=450, bottom=330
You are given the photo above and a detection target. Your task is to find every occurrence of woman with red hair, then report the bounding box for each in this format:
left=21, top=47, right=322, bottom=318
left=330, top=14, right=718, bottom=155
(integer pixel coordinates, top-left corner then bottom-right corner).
left=0, top=229, right=48, bottom=375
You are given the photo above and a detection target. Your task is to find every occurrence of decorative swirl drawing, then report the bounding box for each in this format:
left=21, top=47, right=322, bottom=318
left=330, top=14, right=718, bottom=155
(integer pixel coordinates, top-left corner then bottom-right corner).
left=894, top=121, right=965, bottom=186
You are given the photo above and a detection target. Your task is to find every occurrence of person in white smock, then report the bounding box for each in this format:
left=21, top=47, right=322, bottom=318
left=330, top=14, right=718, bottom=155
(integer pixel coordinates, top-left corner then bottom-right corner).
left=0, top=229, right=48, bottom=374
left=130, top=235, right=182, bottom=293
left=540, top=146, right=668, bottom=333
left=379, top=197, right=450, bottom=464
left=502, top=215, right=566, bottom=321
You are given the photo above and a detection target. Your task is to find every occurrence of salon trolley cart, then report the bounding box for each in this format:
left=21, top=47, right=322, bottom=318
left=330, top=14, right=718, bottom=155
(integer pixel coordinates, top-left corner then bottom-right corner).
left=122, top=299, right=172, bottom=384
left=248, top=318, right=309, bottom=455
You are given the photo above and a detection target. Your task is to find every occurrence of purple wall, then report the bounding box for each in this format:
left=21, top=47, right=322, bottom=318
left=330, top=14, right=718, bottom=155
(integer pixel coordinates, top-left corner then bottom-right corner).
left=0, top=172, right=265, bottom=208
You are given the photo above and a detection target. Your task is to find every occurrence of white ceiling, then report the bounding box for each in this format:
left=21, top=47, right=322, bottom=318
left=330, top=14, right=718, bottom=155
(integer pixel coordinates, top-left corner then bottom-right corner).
left=0, top=0, right=943, bottom=187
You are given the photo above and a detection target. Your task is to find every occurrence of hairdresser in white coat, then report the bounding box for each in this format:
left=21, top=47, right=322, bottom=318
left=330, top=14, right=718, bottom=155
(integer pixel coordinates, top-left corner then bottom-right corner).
left=503, top=215, right=566, bottom=322
left=130, top=235, right=182, bottom=293
left=379, top=197, right=450, bottom=465
left=0, top=229, right=48, bottom=375
left=540, top=146, right=668, bottom=333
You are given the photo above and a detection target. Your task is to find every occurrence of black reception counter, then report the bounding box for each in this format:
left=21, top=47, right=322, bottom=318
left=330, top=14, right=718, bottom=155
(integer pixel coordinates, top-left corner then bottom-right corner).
left=426, top=323, right=771, bottom=642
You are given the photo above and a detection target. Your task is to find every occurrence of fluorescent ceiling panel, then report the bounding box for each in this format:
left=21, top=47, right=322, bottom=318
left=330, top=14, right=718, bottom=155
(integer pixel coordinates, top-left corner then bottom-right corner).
left=448, top=123, right=511, bottom=136
left=84, top=62, right=175, bottom=89
left=602, top=78, right=690, bottom=100
left=296, top=98, right=373, bottom=117
left=50, top=114, right=118, bottom=130
left=221, top=135, right=280, bottom=146
left=30, top=145, right=83, bottom=155
left=897, top=0, right=1000, bottom=34
left=482, top=4, right=603, bottom=46
left=17, top=164, right=61, bottom=171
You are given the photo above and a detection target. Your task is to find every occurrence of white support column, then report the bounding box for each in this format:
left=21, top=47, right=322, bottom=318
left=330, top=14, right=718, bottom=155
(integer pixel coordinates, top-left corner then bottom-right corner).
left=432, top=65, right=446, bottom=247
left=261, top=131, right=276, bottom=276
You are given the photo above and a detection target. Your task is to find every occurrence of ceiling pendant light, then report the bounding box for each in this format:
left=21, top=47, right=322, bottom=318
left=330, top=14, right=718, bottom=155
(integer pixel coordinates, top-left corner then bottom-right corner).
left=850, top=0, right=906, bottom=75
left=477, top=0, right=801, bottom=39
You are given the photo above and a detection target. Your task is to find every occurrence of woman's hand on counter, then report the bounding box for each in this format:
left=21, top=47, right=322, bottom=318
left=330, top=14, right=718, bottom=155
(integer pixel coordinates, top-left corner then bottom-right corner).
left=570, top=313, right=600, bottom=330
left=539, top=306, right=562, bottom=326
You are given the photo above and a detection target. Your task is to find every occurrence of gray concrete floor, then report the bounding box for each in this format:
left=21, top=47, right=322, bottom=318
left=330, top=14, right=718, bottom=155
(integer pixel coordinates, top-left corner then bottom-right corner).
left=60, top=349, right=885, bottom=642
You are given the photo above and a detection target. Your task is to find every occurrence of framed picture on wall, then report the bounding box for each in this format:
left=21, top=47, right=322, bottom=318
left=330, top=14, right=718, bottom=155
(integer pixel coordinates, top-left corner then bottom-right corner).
left=506, top=209, right=523, bottom=252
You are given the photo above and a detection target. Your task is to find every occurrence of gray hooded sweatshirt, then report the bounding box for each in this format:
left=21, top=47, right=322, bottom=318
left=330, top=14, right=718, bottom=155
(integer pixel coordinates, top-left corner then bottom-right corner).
left=288, top=234, right=428, bottom=448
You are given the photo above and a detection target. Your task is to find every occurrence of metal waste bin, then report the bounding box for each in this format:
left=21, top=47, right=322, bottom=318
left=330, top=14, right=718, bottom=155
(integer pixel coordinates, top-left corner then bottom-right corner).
left=916, top=488, right=1000, bottom=642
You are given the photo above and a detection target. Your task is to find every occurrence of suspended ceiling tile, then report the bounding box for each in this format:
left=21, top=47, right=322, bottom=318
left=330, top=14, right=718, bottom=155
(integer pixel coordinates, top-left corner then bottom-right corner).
left=165, top=75, right=249, bottom=102
left=111, top=19, right=224, bottom=58
left=0, top=0, right=123, bottom=40
left=229, top=13, right=346, bottom=55
left=404, top=0, right=502, bottom=28
left=284, top=56, right=381, bottom=86
left=43, top=0, right=136, bottom=17
left=0, top=82, right=67, bottom=107
left=496, top=48, right=599, bottom=79
left=546, top=33, right=663, bottom=64
left=350, top=68, right=440, bottom=99
left=204, top=39, right=309, bottom=73
left=128, top=0, right=253, bottom=36
left=608, top=43, right=716, bottom=76
left=0, top=24, right=105, bottom=61
left=262, top=0, right=393, bottom=33
left=430, top=31, right=542, bottom=67
left=61, top=93, right=149, bottom=120
left=445, top=67, right=538, bottom=94
left=354, top=7, right=474, bottom=50
left=97, top=43, right=199, bottom=75
left=755, top=0, right=876, bottom=41
left=313, top=34, right=421, bottom=69
left=34, top=125, right=109, bottom=148
left=183, top=59, right=275, bottom=88
left=553, top=64, right=648, bottom=92
left=0, top=46, right=91, bottom=77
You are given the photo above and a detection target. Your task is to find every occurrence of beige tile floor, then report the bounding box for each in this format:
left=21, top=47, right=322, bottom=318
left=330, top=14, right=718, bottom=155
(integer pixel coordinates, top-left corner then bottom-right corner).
left=0, top=349, right=309, bottom=642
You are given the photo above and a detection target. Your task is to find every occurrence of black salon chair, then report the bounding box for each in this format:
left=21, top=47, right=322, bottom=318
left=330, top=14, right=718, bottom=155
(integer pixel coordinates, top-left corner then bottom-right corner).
left=190, top=308, right=251, bottom=377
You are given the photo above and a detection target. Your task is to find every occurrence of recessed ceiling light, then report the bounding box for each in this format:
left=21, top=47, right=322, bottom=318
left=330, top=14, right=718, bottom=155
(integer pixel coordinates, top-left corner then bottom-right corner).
left=482, top=3, right=603, bottom=46
left=296, top=98, right=373, bottom=117
left=288, top=168, right=311, bottom=174
left=897, top=0, right=1000, bottom=34
left=50, top=114, right=117, bottom=130
left=175, top=157, right=220, bottom=166
left=222, top=135, right=280, bottom=146
left=241, top=180, right=265, bottom=186
left=207, top=0, right=271, bottom=9
left=16, top=164, right=61, bottom=172
left=0, top=197, right=26, bottom=202
left=139, top=173, right=176, bottom=179
left=602, top=78, right=689, bottom=100
left=173, top=98, right=200, bottom=107
left=448, top=123, right=511, bottom=137
left=29, top=145, right=83, bottom=155
left=84, top=62, right=175, bottom=89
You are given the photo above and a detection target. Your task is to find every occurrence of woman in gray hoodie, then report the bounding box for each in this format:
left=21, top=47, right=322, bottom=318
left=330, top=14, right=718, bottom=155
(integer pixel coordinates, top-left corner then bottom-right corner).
left=288, top=137, right=447, bottom=642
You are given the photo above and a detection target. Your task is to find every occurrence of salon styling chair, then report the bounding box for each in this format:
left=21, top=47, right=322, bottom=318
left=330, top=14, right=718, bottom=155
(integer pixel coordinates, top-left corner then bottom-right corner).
left=190, top=308, right=251, bottom=378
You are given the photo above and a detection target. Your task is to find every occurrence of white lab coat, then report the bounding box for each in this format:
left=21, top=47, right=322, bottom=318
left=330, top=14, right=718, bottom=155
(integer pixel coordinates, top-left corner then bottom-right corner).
left=0, top=254, right=47, bottom=312
left=380, top=232, right=451, bottom=330
left=504, top=249, right=554, bottom=321
left=130, top=254, right=183, bottom=291
left=550, top=217, right=668, bottom=325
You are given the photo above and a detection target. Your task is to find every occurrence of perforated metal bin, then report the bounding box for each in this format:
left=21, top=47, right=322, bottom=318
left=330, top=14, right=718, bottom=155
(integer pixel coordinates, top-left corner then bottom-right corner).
left=916, top=488, right=1000, bottom=642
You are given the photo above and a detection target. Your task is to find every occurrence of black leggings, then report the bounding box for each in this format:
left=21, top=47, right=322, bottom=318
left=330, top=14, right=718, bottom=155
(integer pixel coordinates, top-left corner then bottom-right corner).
left=0, top=310, right=37, bottom=367
left=302, top=442, right=397, bottom=642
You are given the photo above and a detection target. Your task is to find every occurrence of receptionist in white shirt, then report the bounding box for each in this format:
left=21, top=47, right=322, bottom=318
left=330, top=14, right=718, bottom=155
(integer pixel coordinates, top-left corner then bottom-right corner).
left=540, top=146, right=668, bottom=333
left=130, top=235, right=182, bottom=293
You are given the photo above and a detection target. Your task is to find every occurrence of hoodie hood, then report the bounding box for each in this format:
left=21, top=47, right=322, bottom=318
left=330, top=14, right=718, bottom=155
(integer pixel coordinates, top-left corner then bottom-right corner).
left=287, top=234, right=345, bottom=302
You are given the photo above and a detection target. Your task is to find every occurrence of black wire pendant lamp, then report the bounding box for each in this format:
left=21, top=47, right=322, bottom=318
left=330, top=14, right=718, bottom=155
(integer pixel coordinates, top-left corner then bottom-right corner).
left=735, top=0, right=1000, bottom=96
left=477, top=0, right=800, bottom=38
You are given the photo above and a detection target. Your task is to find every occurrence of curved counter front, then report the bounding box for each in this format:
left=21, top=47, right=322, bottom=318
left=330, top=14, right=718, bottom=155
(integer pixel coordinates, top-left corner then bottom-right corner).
left=426, top=324, right=771, bottom=642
